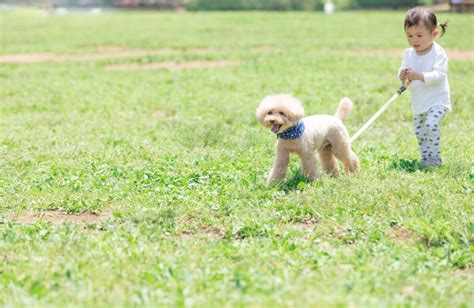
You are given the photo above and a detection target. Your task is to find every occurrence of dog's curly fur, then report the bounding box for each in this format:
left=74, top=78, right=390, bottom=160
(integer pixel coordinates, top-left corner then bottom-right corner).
left=256, top=94, right=360, bottom=184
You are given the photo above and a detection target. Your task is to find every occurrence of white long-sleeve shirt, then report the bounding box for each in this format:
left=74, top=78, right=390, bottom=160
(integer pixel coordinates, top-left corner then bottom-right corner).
left=399, top=42, right=451, bottom=115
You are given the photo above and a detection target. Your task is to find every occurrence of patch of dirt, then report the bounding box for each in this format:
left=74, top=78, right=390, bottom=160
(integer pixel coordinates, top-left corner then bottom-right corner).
left=9, top=210, right=110, bottom=224
left=104, top=60, right=241, bottom=71
left=401, top=286, right=417, bottom=298
left=152, top=110, right=166, bottom=118
left=329, top=48, right=474, bottom=61
left=1, top=253, right=28, bottom=262
left=454, top=268, right=474, bottom=277
left=0, top=48, right=212, bottom=63
left=0, top=45, right=278, bottom=64
left=179, top=227, right=223, bottom=241
left=292, top=216, right=320, bottom=229
left=2, top=46, right=471, bottom=64
left=2, top=253, right=12, bottom=262
left=389, top=227, right=419, bottom=244
left=445, top=49, right=474, bottom=61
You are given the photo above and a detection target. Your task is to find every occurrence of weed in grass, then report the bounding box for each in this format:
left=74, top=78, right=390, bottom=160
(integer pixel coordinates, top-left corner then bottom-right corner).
left=389, top=158, right=424, bottom=173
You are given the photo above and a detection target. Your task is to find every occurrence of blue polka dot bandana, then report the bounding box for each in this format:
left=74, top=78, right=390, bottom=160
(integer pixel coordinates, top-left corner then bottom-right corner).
left=277, top=121, right=305, bottom=140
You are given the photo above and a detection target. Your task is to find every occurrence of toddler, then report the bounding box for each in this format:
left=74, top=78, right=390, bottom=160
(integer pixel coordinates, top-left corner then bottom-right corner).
left=398, top=6, right=450, bottom=167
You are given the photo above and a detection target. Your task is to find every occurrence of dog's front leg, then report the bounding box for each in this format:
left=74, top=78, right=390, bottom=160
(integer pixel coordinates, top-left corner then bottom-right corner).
left=299, top=152, right=318, bottom=181
left=267, top=148, right=290, bottom=185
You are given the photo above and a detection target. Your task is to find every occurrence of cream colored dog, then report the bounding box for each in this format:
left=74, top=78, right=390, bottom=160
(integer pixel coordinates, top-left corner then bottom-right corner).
left=256, top=94, right=359, bottom=184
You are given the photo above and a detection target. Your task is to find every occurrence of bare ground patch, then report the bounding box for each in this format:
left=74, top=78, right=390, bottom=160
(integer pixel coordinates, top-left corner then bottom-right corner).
left=0, top=46, right=279, bottom=64
left=152, top=110, right=167, bottom=118
left=1, top=47, right=470, bottom=64
left=445, top=49, right=474, bottom=61
left=0, top=48, right=213, bottom=63
left=454, top=268, right=474, bottom=277
left=389, top=227, right=419, bottom=244
left=104, top=60, right=241, bottom=71
left=8, top=210, right=110, bottom=224
left=291, top=216, right=320, bottom=230
left=179, top=227, right=223, bottom=241
left=327, top=48, right=474, bottom=61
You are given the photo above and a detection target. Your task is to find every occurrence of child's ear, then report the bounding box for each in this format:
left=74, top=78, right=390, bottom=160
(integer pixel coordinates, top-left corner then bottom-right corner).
left=432, top=28, right=439, bottom=37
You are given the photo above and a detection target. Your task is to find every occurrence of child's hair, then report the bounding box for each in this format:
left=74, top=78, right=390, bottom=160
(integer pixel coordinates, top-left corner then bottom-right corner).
left=404, top=6, right=448, bottom=37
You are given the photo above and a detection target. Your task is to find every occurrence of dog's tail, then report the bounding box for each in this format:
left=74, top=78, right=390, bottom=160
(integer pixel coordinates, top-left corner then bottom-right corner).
left=335, top=97, right=353, bottom=122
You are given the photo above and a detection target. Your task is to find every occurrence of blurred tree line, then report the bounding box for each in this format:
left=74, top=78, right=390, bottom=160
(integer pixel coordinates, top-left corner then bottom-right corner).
left=186, top=0, right=322, bottom=10
left=186, top=0, right=423, bottom=10
left=4, top=0, right=427, bottom=10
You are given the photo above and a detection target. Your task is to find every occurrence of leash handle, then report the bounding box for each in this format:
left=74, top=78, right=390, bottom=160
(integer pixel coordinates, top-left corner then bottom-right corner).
left=397, top=86, right=407, bottom=95
left=397, top=79, right=412, bottom=95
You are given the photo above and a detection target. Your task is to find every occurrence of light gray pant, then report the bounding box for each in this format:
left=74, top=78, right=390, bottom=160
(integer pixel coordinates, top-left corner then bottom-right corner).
left=413, top=105, right=448, bottom=166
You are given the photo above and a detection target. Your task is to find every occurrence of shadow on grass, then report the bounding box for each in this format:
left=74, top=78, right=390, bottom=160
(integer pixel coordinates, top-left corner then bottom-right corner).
left=277, top=169, right=312, bottom=193
left=388, top=159, right=428, bottom=173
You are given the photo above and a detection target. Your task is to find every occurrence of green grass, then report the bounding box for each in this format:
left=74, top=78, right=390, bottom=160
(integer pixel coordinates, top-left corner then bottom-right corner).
left=1, top=8, right=473, bottom=306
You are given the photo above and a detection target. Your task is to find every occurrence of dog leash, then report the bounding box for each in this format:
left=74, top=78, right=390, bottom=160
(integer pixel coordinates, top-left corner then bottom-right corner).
left=351, top=80, right=411, bottom=143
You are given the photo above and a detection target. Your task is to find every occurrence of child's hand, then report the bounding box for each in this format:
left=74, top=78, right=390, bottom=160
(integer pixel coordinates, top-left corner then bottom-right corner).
left=400, top=68, right=424, bottom=83
left=399, top=68, right=410, bottom=81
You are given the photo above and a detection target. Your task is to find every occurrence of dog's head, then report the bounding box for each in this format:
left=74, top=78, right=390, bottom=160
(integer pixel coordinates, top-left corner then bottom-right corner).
left=256, top=94, right=305, bottom=134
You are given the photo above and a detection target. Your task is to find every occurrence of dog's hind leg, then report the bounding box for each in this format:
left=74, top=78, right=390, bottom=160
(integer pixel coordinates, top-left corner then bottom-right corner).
left=318, top=145, right=340, bottom=177
left=343, top=150, right=360, bottom=173
left=329, top=131, right=360, bottom=174
left=332, top=145, right=359, bottom=173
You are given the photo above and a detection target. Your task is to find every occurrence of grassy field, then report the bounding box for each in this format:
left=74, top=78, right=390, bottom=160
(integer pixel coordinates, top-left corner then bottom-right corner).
left=1, top=8, right=473, bottom=306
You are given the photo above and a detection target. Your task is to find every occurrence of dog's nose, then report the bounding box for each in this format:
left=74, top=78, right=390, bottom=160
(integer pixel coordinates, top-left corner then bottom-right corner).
left=270, top=120, right=275, bottom=124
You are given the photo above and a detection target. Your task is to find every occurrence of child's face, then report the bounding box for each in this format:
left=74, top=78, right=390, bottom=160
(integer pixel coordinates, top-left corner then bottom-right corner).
left=405, top=25, right=437, bottom=54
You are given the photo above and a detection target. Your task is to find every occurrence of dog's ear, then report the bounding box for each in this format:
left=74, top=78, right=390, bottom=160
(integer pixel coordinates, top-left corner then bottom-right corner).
left=281, top=95, right=305, bottom=122
left=256, top=96, right=272, bottom=124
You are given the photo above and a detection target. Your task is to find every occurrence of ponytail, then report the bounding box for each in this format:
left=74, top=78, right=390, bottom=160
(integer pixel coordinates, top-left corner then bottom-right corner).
left=438, top=20, right=448, bottom=37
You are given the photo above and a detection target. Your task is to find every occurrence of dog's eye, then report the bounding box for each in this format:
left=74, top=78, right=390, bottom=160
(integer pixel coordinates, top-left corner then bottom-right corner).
left=279, top=112, right=285, bottom=116
left=267, top=111, right=273, bottom=115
